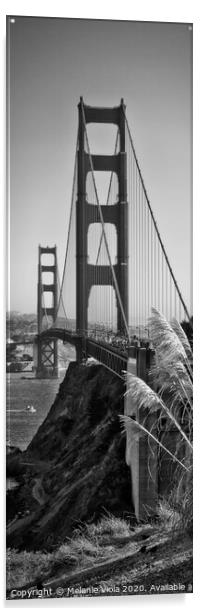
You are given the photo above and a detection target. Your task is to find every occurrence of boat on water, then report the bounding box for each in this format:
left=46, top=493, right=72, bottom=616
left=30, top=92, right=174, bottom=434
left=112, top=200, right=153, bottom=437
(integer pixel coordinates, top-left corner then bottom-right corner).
left=26, top=404, right=37, bottom=413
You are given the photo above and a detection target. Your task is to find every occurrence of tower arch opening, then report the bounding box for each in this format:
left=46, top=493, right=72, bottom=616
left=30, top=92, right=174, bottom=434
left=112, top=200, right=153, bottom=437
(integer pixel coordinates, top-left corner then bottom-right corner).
left=88, top=222, right=117, bottom=265
left=86, top=171, right=119, bottom=205
left=88, top=285, right=117, bottom=335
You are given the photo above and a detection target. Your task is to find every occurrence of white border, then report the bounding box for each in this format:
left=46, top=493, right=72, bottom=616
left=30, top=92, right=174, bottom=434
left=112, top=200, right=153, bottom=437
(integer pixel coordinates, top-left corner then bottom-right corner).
left=1, top=1, right=201, bottom=613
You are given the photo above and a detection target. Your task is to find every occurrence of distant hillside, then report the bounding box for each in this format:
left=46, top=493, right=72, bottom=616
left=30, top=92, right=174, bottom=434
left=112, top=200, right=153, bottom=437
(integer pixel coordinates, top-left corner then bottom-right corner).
left=6, top=312, right=37, bottom=339
left=7, top=311, right=37, bottom=323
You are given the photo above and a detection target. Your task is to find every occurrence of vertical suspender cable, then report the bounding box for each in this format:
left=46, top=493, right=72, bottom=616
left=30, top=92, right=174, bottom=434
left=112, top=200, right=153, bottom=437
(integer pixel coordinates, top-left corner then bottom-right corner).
left=162, top=249, right=164, bottom=316
left=122, top=108, right=191, bottom=324
left=56, top=132, right=79, bottom=323
left=147, top=199, right=150, bottom=331
left=81, top=101, right=130, bottom=341
left=141, top=183, right=144, bottom=331
left=138, top=168, right=140, bottom=335
left=158, top=234, right=160, bottom=310
left=136, top=162, right=139, bottom=333
left=150, top=217, right=153, bottom=334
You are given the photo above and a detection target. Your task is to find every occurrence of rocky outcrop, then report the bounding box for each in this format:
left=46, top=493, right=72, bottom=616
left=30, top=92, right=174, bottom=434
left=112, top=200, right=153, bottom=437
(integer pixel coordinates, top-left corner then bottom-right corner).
left=6, top=362, right=133, bottom=551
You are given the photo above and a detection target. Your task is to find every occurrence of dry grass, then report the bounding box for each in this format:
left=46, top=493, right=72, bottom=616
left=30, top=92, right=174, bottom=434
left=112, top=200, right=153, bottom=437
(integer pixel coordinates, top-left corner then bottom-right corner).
left=122, top=309, right=193, bottom=533
left=6, top=508, right=192, bottom=593
left=82, top=513, right=132, bottom=539
left=6, top=547, right=52, bottom=589
left=6, top=514, right=133, bottom=590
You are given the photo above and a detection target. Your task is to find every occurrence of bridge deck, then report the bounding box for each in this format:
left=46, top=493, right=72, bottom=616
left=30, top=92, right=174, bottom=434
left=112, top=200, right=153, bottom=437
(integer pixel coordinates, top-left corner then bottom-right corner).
left=37, top=328, right=130, bottom=377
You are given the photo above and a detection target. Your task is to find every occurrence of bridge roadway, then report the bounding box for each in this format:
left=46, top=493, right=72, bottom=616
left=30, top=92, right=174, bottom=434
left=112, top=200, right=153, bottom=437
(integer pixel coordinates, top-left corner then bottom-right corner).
left=36, top=328, right=130, bottom=377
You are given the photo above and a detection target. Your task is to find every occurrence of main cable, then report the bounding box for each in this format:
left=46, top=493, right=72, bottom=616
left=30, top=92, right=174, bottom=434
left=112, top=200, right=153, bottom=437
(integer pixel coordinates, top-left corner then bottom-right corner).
left=81, top=101, right=130, bottom=341
left=122, top=106, right=191, bottom=324
left=56, top=131, right=79, bottom=322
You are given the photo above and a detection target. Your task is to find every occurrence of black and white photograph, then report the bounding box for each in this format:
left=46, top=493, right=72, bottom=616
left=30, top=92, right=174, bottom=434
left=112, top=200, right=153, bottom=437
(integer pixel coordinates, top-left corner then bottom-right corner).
left=6, top=14, right=193, bottom=601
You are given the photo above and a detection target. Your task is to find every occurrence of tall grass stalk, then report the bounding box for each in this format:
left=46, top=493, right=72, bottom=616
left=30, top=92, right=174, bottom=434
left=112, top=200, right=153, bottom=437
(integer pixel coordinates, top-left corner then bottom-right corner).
left=122, top=308, right=193, bottom=530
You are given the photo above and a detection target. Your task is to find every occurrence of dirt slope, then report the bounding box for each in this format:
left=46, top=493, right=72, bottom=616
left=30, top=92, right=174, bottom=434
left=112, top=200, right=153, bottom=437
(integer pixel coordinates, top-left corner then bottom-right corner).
left=7, top=361, right=133, bottom=550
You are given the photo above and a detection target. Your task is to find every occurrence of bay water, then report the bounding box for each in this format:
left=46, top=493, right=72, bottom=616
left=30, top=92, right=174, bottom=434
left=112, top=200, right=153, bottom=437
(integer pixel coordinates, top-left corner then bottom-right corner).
left=6, top=371, right=66, bottom=451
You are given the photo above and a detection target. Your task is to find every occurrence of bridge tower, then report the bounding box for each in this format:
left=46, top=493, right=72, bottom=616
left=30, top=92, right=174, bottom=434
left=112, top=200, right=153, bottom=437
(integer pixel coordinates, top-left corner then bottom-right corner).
left=76, top=98, right=128, bottom=335
left=36, top=245, right=58, bottom=378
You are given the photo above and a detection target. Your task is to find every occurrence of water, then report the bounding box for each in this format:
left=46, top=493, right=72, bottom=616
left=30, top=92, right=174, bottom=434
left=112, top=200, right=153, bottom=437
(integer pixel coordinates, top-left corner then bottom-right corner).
left=6, top=371, right=66, bottom=451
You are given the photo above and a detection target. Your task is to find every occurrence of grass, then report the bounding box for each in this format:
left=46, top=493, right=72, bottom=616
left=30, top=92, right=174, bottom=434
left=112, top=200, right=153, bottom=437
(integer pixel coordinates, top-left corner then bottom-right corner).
left=7, top=310, right=193, bottom=594
left=80, top=512, right=132, bottom=540
left=122, top=309, right=193, bottom=533
left=6, top=547, right=52, bottom=590
left=6, top=514, right=134, bottom=590
left=6, top=508, right=192, bottom=594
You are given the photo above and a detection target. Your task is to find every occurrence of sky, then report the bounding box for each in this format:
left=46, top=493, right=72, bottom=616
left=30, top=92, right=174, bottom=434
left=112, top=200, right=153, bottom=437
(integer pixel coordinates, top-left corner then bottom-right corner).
left=7, top=16, right=192, bottom=315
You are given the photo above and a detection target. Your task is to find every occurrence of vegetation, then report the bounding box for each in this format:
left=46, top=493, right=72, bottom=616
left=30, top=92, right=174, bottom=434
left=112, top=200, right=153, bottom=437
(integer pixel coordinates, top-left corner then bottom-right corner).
left=7, top=510, right=192, bottom=594
left=6, top=515, right=132, bottom=589
left=121, top=308, right=193, bottom=535
left=6, top=310, right=193, bottom=594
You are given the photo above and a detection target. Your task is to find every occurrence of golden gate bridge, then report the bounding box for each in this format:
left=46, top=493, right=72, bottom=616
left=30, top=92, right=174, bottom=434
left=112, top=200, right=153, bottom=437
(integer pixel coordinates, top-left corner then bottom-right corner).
left=35, top=98, right=191, bottom=381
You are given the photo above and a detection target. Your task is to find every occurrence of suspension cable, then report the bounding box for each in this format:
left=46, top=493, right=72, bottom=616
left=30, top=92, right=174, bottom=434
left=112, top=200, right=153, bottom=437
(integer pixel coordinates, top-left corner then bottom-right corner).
left=41, top=293, right=49, bottom=328
left=55, top=263, right=69, bottom=326
left=81, top=101, right=130, bottom=340
left=56, top=131, right=79, bottom=320
left=122, top=107, right=191, bottom=324
left=95, top=128, right=119, bottom=266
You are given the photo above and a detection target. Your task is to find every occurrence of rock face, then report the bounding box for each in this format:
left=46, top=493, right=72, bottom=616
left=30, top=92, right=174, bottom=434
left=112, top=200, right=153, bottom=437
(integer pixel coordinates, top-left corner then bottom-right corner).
left=7, top=362, right=133, bottom=551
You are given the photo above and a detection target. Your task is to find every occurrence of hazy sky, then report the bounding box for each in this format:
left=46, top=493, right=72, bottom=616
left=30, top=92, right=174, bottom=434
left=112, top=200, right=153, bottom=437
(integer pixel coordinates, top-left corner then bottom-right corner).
left=7, top=17, right=192, bottom=314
